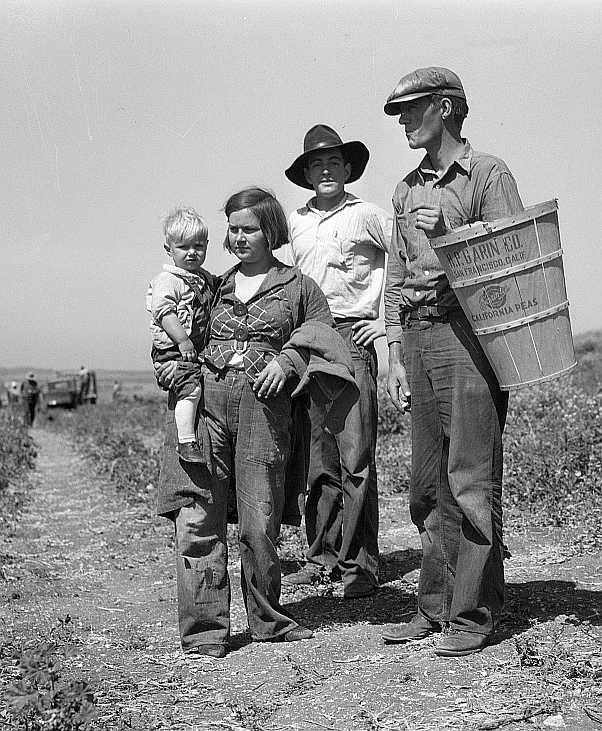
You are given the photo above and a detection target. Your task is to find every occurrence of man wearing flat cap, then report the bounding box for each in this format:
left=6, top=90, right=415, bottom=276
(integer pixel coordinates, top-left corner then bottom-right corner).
left=281, top=124, right=391, bottom=599
left=381, top=67, right=523, bottom=655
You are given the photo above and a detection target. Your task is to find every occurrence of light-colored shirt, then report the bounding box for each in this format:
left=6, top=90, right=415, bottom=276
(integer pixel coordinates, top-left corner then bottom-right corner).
left=384, top=140, right=524, bottom=344
left=146, top=264, right=212, bottom=351
left=281, top=193, right=392, bottom=320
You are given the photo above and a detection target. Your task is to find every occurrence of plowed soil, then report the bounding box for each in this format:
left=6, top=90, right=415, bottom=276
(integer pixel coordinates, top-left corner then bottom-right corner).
left=1, top=427, right=601, bottom=730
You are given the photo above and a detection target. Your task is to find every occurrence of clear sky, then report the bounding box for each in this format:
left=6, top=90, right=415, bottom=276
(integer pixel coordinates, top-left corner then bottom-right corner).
left=2, top=0, right=601, bottom=371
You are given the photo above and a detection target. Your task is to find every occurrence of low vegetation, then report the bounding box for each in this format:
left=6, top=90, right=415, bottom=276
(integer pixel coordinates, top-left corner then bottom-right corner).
left=0, top=409, right=37, bottom=532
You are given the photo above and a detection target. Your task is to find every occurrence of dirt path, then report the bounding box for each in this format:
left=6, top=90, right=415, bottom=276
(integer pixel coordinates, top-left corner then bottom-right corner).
left=1, top=428, right=601, bottom=730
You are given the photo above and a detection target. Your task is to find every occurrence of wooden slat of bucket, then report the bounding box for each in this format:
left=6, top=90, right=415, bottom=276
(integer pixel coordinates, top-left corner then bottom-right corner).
left=533, top=215, right=553, bottom=310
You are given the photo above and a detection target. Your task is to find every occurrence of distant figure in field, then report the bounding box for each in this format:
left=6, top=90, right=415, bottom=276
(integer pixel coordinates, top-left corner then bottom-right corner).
left=146, top=207, right=216, bottom=463
left=7, top=381, right=21, bottom=407
left=78, top=365, right=90, bottom=405
left=20, top=373, right=40, bottom=426
left=111, top=380, right=122, bottom=401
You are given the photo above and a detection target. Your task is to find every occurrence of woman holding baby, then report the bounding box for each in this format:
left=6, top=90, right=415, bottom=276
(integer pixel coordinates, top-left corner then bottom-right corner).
left=155, top=187, right=356, bottom=658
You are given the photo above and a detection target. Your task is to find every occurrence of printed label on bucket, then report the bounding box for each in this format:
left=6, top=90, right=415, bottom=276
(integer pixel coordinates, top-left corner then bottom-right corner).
left=461, top=258, right=566, bottom=330
left=471, top=284, right=539, bottom=326
left=443, top=225, right=536, bottom=283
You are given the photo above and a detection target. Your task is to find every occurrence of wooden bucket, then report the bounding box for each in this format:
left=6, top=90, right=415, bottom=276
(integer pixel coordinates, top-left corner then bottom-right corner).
left=431, top=200, right=577, bottom=390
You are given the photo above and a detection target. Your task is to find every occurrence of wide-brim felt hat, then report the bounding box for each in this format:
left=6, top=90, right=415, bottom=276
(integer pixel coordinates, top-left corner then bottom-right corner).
left=285, top=124, right=370, bottom=190
left=384, top=67, right=466, bottom=116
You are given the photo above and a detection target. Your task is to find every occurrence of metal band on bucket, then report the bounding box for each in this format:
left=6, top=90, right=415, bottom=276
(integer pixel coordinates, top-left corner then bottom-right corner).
left=473, top=300, right=570, bottom=336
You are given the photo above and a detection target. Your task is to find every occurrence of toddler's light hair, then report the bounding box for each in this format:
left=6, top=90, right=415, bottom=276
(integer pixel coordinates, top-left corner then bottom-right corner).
left=163, top=207, right=208, bottom=245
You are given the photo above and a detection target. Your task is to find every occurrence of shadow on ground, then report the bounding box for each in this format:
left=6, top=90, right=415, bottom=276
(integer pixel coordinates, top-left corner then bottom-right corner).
left=495, top=580, right=602, bottom=641
left=283, top=585, right=417, bottom=631
left=281, top=548, right=422, bottom=584
left=282, top=556, right=601, bottom=642
left=279, top=549, right=423, bottom=631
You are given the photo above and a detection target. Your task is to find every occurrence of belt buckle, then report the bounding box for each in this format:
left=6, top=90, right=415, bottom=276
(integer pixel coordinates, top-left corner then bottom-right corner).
left=233, top=325, right=249, bottom=353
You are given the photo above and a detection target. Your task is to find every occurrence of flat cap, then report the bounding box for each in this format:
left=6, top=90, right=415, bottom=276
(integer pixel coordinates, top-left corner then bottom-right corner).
left=384, top=67, right=466, bottom=116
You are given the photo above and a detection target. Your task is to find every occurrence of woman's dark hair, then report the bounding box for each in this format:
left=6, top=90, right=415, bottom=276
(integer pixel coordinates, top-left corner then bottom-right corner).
left=223, top=187, right=289, bottom=251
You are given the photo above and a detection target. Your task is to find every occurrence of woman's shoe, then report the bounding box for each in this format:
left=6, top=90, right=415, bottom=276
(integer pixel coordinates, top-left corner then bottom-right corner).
left=188, top=644, right=227, bottom=658
left=283, top=626, right=314, bottom=642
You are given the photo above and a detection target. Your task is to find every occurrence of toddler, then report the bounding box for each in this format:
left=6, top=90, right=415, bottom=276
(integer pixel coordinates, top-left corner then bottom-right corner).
left=147, top=207, right=215, bottom=463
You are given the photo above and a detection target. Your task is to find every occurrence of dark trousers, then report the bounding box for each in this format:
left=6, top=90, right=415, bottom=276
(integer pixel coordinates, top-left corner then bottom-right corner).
left=304, top=322, right=379, bottom=592
left=405, top=313, right=508, bottom=636
left=24, top=398, right=37, bottom=426
left=173, top=369, right=298, bottom=649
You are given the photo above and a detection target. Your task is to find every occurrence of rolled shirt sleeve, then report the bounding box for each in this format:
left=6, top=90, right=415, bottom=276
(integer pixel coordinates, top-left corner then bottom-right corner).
left=149, top=272, right=180, bottom=324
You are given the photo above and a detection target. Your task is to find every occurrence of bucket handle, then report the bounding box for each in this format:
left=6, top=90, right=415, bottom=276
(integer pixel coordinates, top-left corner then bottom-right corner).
left=452, top=249, right=563, bottom=288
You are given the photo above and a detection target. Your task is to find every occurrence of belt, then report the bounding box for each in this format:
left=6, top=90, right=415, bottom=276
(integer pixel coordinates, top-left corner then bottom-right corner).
left=333, top=317, right=369, bottom=326
left=402, top=306, right=461, bottom=324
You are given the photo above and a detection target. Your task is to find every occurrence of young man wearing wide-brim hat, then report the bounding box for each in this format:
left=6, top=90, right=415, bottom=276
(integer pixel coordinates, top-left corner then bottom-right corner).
left=281, top=124, right=391, bottom=599
left=381, top=67, right=524, bottom=656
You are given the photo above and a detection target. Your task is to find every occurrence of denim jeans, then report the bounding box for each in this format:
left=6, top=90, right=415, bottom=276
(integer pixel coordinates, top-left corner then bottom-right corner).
left=404, top=313, right=508, bottom=635
left=305, top=322, right=379, bottom=592
left=174, top=367, right=299, bottom=649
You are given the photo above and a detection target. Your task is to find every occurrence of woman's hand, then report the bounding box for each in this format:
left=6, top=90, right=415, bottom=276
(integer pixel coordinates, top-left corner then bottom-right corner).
left=253, top=360, right=286, bottom=399
left=154, top=360, right=178, bottom=389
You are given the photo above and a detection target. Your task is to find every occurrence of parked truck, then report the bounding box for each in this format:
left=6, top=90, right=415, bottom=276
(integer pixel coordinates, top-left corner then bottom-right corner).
left=42, top=377, right=79, bottom=409
left=41, top=368, right=98, bottom=410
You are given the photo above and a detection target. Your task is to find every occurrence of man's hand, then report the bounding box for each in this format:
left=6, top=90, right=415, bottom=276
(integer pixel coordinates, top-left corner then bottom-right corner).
left=253, top=360, right=286, bottom=400
left=178, top=338, right=197, bottom=362
left=414, top=205, right=447, bottom=238
left=351, top=319, right=385, bottom=346
left=387, top=361, right=411, bottom=414
left=154, top=360, right=178, bottom=389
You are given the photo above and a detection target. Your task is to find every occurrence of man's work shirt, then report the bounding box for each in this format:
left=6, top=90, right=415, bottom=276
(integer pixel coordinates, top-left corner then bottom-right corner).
left=384, top=140, right=524, bottom=344
left=282, top=193, right=392, bottom=321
